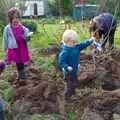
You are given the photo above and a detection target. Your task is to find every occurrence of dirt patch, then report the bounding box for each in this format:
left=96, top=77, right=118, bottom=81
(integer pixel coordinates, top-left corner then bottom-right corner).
left=82, top=90, right=120, bottom=120
left=38, top=44, right=62, bottom=57
left=8, top=61, right=65, bottom=119
left=8, top=47, right=120, bottom=119
left=78, top=49, right=120, bottom=90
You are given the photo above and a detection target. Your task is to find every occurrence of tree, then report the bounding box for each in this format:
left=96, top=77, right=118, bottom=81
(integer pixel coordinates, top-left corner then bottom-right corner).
left=0, top=0, right=28, bottom=31
left=15, top=0, right=30, bottom=16
left=48, top=0, right=73, bottom=16
left=0, top=0, right=17, bottom=31
left=48, top=0, right=120, bottom=17
left=48, top=0, right=59, bottom=16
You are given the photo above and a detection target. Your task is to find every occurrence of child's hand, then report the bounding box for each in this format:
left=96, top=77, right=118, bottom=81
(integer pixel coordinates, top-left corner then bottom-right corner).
left=27, top=32, right=33, bottom=37
left=90, top=44, right=96, bottom=49
left=21, top=35, right=31, bottom=40
left=25, top=36, right=31, bottom=40
left=68, top=66, right=73, bottom=72
left=3, top=48, right=7, bottom=54
left=89, top=37, right=96, bottom=42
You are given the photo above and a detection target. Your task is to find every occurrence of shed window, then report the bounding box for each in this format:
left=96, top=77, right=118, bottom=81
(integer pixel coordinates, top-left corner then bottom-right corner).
left=77, top=7, right=81, bottom=12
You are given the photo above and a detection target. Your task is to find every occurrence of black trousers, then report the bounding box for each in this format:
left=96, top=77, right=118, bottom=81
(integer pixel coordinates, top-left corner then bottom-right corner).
left=65, top=73, right=77, bottom=98
left=0, top=111, right=5, bottom=120
left=16, top=63, right=24, bottom=80
left=101, top=30, right=116, bottom=49
left=101, top=22, right=117, bottom=49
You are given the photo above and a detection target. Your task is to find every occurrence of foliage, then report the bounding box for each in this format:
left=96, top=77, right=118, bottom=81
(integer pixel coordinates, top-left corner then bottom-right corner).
left=0, top=0, right=28, bottom=31
left=19, top=0, right=29, bottom=16
left=21, top=20, right=38, bottom=32
left=35, top=54, right=55, bottom=70
left=4, top=88, right=13, bottom=102
left=48, top=0, right=120, bottom=17
left=0, top=0, right=17, bottom=31
left=32, top=112, right=77, bottom=120
left=48, top=0, right=73, bottom=16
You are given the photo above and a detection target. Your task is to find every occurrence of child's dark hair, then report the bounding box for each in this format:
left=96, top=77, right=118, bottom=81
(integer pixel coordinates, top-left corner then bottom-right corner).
left=8, top=7, right=20, bottom=23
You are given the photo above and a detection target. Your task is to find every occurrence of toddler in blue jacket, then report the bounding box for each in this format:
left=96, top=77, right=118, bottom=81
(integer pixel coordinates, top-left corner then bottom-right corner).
left=59, top=29, right=95, bottom=100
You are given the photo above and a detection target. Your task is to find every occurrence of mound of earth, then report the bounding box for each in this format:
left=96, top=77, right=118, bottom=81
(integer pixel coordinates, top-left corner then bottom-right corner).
left=8, top=47, right=120, bottom=120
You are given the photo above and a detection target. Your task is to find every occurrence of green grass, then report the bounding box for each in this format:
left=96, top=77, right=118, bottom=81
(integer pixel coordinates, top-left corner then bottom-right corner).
left=28, top=24, right=63, bottom=48
left=27, top=19, right=120, bottom=49
left=0, top=33, right=5, bottom=59
left=32, top=112, right=77, bottom=120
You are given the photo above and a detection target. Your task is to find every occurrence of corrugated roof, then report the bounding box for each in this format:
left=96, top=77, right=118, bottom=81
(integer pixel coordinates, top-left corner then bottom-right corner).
left=74, top=4, right=99, bottom=7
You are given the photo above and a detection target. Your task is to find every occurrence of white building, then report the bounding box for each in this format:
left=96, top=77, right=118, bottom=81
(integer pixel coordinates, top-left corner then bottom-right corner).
left=22, top=0, right=47, bottom=17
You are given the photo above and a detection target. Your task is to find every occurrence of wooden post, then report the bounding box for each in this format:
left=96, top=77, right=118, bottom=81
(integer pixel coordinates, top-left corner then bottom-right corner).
left=72, top=0, right=75, bottom=7
left=68, top=23, right=71, bottom=29
left=42, top=18, right=46, bottom=26
left=59, top=0, right=62, bottom=19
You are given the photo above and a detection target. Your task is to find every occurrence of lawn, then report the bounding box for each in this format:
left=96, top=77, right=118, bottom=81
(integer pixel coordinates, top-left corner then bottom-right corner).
left=0, top=18, right=120, bottom=54
left=27, top=19, right=120, bottom=49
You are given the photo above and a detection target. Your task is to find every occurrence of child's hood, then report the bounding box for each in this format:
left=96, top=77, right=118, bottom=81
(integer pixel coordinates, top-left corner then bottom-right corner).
left=62, top=44, right=75, bottom=51
left=5, top=24, right=14, bottom=34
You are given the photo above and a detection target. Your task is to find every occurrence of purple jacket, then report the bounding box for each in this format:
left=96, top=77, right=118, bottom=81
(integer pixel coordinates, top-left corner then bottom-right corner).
left=93, top=13, right=117, bottom=35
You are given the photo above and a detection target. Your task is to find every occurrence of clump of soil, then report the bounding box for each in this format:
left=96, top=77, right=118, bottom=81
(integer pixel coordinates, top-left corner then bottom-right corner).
left=38, top=44, right=62, bottom=56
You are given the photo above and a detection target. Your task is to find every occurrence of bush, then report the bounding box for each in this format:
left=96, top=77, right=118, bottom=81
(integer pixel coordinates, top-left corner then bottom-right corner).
left=65, top=18, right=75, bottom=24
left=0, top=21, right=6, bottom=32
left=38, top=18, right=58, bottom=24
left=4, top=87, right=13, bottom=102
left=21, top=21, right=37, bottom=32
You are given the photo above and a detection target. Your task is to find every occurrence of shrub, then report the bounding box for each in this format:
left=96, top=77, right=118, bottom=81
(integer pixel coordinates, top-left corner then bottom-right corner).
left=21, top=21, right=37, bottom=32
left=0, top=21, right=6, bottom=32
